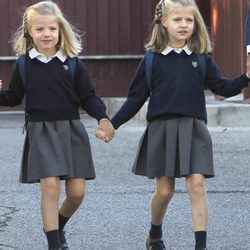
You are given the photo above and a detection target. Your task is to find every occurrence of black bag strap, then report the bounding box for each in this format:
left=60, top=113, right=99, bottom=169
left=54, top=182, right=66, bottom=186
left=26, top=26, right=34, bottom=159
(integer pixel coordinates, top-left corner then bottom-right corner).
left=197, top=53, right=206, bottom=84
left=17, top=55, right=26, bottom=86
left=145, top=50, right=154, bottom=92
left=68, top=57, right=77, bottom=80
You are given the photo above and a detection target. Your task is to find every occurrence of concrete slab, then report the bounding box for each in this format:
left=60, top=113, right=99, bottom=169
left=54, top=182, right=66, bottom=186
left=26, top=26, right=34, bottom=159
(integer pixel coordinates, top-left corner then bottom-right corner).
left=103, top=95, right=250, bottom=128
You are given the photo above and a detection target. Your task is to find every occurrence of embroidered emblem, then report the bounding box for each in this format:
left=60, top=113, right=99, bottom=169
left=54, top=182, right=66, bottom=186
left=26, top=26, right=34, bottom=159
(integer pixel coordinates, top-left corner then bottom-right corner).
left=63, top=65, right=69, bottom=70
left=192, top=61, right=198, bottom=68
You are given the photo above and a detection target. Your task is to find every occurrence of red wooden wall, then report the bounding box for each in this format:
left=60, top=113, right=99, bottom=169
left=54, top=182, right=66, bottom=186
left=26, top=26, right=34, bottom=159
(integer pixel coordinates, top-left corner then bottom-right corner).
left=0, top=0, right=249, bottom=111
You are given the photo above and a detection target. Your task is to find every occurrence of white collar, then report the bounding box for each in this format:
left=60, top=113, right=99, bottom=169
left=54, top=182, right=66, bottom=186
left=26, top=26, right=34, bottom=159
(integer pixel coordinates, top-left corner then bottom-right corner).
left=161, top=45, right=192, bottom=56
left=29, top=48, right=67, bottom=63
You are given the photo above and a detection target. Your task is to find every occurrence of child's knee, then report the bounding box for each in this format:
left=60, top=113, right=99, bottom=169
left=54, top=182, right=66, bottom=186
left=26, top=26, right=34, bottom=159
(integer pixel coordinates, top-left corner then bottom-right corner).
left=40, top=177, right=61, bottom=199
left=154, top=188, right=174, bottom=203
left=66, top=189, right=85, bottom=204
left=187, top=179, right=206, bottom=198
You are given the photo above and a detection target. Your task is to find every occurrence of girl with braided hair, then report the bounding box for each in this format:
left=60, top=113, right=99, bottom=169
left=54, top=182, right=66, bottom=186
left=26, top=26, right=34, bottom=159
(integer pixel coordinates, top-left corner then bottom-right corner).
left=0, top=1, right=114, bottom=249
left=96, top=0, right=250, bottom=249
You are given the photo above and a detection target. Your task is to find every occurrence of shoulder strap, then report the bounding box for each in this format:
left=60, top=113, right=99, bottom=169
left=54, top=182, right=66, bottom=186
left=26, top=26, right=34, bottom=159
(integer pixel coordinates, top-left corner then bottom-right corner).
left=17, top=55, right=26, bottom=86
left=145, top=50, right=154, bottom=92
left=197, top=54, right=206, bottom=83
left=16, top=55, right=28, bottom=127
left=197, top=54, right=208, bottom=123
left=68, top=57, right=77, bottom=79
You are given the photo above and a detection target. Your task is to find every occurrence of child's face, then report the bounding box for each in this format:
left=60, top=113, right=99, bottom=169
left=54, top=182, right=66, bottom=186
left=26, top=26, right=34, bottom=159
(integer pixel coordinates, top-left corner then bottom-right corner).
left=161, top=6, right=194, bottom=48
left=29, top=14, right=60, bottom=57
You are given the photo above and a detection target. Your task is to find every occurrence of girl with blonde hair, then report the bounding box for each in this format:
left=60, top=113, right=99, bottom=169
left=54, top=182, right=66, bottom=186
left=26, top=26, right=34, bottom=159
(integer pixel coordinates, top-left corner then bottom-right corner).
left=96, top=0, right=250, bottom=249
left=0, top=1, right=114, bottom=249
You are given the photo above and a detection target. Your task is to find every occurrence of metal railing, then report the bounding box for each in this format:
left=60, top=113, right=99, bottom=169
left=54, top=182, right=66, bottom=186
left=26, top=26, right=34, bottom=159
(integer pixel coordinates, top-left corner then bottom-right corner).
left=0, top=55, right=144, bottom=62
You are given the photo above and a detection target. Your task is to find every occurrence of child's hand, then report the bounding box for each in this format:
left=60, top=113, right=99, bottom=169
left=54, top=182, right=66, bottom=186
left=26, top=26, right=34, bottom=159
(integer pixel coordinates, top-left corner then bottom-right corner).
left=95, top=118, right=115, bottom=142
left=0, top=80, right=2, bottom=91
left=247, top=56, right=250, bottom=79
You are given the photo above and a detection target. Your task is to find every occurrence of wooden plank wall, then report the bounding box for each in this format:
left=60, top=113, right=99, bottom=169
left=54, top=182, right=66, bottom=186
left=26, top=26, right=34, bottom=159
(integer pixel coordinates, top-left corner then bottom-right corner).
left=211, top=0, right=249, bottom=100
left=0, top=0, right=158, bottom=104
left=0, top=0, right=249, bottom=108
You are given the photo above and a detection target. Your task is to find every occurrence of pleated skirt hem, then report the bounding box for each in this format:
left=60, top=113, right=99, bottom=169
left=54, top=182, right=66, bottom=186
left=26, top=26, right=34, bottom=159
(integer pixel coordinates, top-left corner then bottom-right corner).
left=20, top=120, right=96, bottom=183
left=132, top=117, right=214, bottom=179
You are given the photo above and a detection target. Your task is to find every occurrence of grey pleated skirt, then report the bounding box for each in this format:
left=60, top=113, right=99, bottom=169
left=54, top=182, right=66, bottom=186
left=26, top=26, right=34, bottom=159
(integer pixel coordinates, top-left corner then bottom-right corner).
left=20, top=120, right=95, bottom=183
left=132, top=117, right=214, bottom=178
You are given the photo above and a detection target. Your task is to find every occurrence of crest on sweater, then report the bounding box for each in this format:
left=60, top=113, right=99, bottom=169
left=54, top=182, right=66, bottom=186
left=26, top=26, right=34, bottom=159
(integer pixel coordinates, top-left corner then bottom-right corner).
left=63, top=65, right=69, bottom=70
left=192, top=61, right=198, bottom=68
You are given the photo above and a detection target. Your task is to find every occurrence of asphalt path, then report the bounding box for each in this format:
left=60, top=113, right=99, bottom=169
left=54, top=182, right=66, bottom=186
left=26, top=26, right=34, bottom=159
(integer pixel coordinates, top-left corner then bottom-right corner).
left=0, top=115, right=249, bottom=250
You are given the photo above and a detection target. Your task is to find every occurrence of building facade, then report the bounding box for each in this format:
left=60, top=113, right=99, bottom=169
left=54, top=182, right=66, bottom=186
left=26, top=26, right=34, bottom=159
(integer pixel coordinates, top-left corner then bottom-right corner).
left=0, top=0, right=249, bottom=111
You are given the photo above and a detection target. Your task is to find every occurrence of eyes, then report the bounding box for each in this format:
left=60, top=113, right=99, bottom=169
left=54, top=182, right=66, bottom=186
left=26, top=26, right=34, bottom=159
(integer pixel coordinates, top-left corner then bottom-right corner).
left=172, top=17, right=194, bottom=23
left=35, top=26, right=59, bottom=32
left=31, top=25, right=59, bottom=33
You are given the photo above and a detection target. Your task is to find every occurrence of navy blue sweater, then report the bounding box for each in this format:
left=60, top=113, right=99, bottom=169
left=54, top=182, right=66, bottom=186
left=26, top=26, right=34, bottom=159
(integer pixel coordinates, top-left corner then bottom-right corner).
left=111, top=51, right=249, bottom=129
left=0, top=56, right=108, bottom=122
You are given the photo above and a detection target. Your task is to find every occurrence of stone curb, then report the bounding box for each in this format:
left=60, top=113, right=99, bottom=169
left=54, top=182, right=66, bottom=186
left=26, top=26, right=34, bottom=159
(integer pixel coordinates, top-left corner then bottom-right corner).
left=103, top=98, right=250, bottom=127
left=0, top=98, right=249, bottom=127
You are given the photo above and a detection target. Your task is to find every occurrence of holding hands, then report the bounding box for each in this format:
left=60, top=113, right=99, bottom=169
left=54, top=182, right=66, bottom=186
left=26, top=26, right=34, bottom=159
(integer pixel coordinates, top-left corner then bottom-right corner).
left=95, top=118, right=115, bottom=142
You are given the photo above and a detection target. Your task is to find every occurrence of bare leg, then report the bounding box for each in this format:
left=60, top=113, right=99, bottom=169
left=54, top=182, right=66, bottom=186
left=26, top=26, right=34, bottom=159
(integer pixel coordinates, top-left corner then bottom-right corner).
left=151, top=176, right=175, bottom=225
left=40, top=177, right=61, bottom=232
left=186, top=174, right=208, bottom=231
left=59, top=178, right=85, bottom=218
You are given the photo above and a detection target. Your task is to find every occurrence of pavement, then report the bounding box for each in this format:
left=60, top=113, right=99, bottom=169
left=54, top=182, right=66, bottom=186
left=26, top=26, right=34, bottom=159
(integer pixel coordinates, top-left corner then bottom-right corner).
left=0, top=96, right=249, bottom=250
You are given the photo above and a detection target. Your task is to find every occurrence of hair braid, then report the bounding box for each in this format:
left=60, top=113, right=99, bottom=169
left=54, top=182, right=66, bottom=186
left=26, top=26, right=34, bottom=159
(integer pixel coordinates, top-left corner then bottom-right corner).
left=145, top=0, right=212, bottom=53
left=154, top=0, right=164, bottom=24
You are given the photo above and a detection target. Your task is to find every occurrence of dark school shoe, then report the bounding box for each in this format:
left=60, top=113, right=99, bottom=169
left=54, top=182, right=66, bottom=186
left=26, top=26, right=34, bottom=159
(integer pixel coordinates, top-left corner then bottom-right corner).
left=146, top=236, right=166, bottom=250
left=59, top=231, right=70, bottom=250
left=196, top=249, right=208, bottom=250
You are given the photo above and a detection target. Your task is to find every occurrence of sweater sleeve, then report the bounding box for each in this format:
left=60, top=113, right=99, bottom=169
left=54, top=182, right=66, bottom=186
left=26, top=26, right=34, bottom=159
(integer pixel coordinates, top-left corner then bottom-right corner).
left=74, top=58, right=108, bottom=121
left=111, top=56, right=150, bottom=129
left=205, top=55, right=249, bottom=97
left=0, top=63, right=24, bottom=106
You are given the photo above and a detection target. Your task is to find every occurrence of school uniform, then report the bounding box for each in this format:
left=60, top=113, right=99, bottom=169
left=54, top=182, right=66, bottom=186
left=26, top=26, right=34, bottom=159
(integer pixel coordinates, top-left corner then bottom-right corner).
left=0, top=48, right=108, bottom=183
left=246, top=5, right=250, bottom=54
left=111, top=46, right=249, bottom=179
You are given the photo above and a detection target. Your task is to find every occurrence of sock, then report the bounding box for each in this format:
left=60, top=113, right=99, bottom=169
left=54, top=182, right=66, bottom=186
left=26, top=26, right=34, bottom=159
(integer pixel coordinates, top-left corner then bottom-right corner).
left=45, top=230, right=61, bottom=249
left=149, top=223, right=162, bottom=239
left=195, top=231, right=207, bottom=249
left=59, top=213, right=70, bottom=231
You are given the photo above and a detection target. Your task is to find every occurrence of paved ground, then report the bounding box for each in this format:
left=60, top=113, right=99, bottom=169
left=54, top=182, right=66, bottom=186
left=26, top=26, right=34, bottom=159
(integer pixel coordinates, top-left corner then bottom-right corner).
left=0, top=115, right=249, bottom=250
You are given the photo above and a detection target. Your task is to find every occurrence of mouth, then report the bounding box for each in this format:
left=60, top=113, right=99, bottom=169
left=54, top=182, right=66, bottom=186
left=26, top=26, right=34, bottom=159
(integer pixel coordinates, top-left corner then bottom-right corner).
left=178, top=30, right=188, bottom=35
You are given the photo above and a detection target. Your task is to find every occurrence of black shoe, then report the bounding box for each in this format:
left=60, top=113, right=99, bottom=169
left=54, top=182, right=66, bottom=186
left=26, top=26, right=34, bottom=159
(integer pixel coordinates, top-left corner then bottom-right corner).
left=59, top=231, right=70, bottom=250
left=146, top=236, right=166, bottom=250
left=196, top=248, right=208, bottom=250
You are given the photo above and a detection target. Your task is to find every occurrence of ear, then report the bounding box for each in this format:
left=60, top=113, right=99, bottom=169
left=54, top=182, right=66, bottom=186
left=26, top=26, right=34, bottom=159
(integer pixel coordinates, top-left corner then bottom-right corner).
left=161, top=16, right=167, bottom=28
left=26, top=26, right=33, bottom=38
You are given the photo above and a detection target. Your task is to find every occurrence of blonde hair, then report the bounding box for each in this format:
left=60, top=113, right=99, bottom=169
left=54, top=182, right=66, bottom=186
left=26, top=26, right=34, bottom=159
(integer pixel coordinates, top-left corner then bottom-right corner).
left=145, top=0, right=212, bottom=53
left=13, top=1, right=82, bottom=57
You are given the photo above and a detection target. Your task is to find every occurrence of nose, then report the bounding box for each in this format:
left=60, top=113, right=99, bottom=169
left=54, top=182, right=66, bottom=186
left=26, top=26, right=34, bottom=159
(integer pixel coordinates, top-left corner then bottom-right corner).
left=43, top=29, right=51, bottom=37
left=180, top=20, right=188, bottom=27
